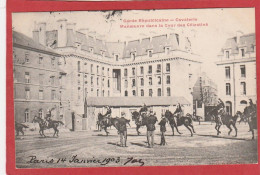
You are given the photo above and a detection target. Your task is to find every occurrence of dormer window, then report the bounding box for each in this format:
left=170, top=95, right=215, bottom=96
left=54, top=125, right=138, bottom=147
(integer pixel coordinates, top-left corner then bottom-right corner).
left=225, top=50, right=230, bottom=59
left=130, top=52, right=136, bottom=60
left=165, top=47, right=170, bottom=54
left=240, top=48, right=245, bottom=57
left=148, top=50, right=153, bottom=57
left=89, top=48, right=94, bottom=53
left=114, top=54, right=119, bottom=61
left=100, top=50, right=105, bottom=57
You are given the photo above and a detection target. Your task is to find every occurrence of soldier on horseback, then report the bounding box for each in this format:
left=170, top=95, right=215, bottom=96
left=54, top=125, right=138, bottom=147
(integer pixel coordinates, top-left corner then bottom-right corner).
left=44, top=109, right=52, bottom=128
left=104, top=106, right=112, bottom=125
left=173, top=103, right=183, bottom=118
left=139, top=103, right=148, bottom=124
left=216, top=98, right=225, bottom=125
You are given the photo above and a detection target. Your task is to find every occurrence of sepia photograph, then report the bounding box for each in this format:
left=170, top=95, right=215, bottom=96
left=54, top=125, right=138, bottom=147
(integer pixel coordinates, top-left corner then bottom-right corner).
left=12, top=8, right=257, bottom=168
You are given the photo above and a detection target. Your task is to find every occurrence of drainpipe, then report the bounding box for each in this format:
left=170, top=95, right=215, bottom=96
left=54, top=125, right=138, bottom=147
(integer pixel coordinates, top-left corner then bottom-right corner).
left=162, top=60, right=164, bottom=96
left=233, top=63, right=236, bottom=114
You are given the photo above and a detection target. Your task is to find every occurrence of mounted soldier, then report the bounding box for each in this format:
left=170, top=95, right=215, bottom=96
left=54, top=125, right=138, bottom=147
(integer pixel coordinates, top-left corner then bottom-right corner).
left=173, top=103, right=183, bottom=119
left=104, top=106, right=112, bottom=126
left=216, top=98, right=225, bottom=125
left=44, top=109, right=52, bottom=128
left=139, top=103, right=148, bottom=124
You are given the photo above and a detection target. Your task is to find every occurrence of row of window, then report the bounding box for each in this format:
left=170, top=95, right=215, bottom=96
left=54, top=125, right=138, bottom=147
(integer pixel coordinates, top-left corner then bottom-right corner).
left=125, top=76, right=171, bottom=88
left=225, top=65, right=246, bottom=79
left=16, top=52, right=57, bottom=66
left=124, top=87, right=171, bottom=97
left=24, top=88, right=57, bottom=100
left=24, top=72, right=60, bottom=86
left=225, top=46, right=256, bottom=59
left=78, top=61, right=110, bottom=75
left=225, top=82, right=246, bottom=95
left=77, top=88, right=110, bottom=99
left=124, top=63, right=171, bottom=76
left=24, top=109, right=48, bottom=122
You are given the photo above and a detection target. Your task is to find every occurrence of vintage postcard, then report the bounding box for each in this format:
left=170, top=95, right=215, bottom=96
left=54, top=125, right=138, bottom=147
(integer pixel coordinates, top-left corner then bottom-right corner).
left=11, top=7, right=257, bottom=169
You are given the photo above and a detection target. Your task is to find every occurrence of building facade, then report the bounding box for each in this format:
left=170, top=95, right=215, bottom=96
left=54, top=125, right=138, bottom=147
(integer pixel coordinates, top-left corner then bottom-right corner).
left=216, top=32, right=256, bottom=115
left=13, top=31, right=69, bottom=124
left=193, top=72, right=218, bottom=120
left=14, top=19, right=203, bottom=130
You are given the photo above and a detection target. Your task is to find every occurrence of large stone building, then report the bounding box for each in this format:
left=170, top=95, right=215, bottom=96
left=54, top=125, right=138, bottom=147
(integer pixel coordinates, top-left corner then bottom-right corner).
left=193, top=72, right=218, bottom=121
left=14, top=19, right=203, bottom=130
left=216, top=32, right=256, bottom=115
left=13, top=31, right=69, bottom=124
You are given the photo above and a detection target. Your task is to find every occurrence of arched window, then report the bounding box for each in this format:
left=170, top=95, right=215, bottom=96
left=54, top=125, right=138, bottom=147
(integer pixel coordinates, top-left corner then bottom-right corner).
left=125, top=91, right=128, bottom=97
left=39, top=109, right=43, bottom=119
left=132, top=90, right=136, bottom=96
left=25, top=109, right=29, bottom=122
left=158, top=76, right=161, bottom=85
left=149, top=77, right=152, bottom=85
left=225, top=101, right=232, bottom=115
left=240, top=100, right=247, bottom=105
left=141, top=89, right=144, bottom=96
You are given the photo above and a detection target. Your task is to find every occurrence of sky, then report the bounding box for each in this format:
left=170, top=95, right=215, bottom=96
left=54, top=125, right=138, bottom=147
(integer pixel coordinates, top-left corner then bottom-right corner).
left=12, top=8, right=255, bottom=84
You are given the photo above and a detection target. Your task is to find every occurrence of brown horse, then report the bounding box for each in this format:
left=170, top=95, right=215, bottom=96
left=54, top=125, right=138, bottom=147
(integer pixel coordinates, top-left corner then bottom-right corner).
left=97, top=113, right=130, bottom=136
left=32, top=116, right=64, bottom=137
left=15, top=121, right=29, bottom=136
left=243, top=106, right=257, bottom=140
left=208, top=109, right=239, bottom=137
left=164, top=110, right=195, bottom=137
left=131, top=111, right=151, bottom=135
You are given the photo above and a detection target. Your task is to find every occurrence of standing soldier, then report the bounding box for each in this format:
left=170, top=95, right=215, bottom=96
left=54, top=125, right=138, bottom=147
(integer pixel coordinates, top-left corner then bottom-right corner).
left=158, top=114, right=167, bottom=146
left=146, top=110, right=158, bottom=148
left=118, top=113, right=129, bottom=147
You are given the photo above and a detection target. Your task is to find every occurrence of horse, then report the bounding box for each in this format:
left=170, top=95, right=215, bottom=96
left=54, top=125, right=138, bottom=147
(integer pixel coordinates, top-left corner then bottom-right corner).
left=15, top=121, right=29, bottom=136
left=208, top=108, right=239, bottom=137
left=131, top=111, right=150, bottom=135
left=243, top=106, right=257, bottom=140
left=32, top=116, right=64, bottom=137
left=164, top=110, right=195, bottom=137
left=97, top=114, right=130, bottom=136
left=192, top=115, right=202, bottom=125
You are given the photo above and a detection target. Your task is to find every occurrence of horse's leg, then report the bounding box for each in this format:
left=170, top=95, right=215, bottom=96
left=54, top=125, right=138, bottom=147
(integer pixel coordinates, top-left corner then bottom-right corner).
left=136, top=125, right=141, bottom=135
left=21, top=129, right=24, bottom=136
left=42, top=129, right=46, bottom=137
left=227, top=124, right=232, bottom=136
left=215, top=123, right=218, bottom=135
left=252, top=129, right=254, bottom=140
left=189, top=123, right=196, bottom=133
left=232, top=123, right=237, bottom=137
left=170, top=124, right=175, bottom=136
left=218, top=125, right=222, bottom=135
left=104, top=127, right=109, bottom=136
left=184, top=124, right=193, bottom=137
left=174, top=123, right=182, bottom=135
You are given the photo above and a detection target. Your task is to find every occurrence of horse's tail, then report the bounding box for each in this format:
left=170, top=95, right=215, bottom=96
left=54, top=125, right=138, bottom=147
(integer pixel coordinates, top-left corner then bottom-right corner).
left=58, top=121, right=64, bottom=125
left=20, top=123, right=29, bottom=128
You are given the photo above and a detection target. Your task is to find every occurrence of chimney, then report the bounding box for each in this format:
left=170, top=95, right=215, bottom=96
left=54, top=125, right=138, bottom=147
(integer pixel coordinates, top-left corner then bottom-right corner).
left=32, top=22, right=39, bottom=43
left=236, top=31, right=243, bottom=44
left=38, top=22, right=46, bottom=46
left=67, top=23, right=76, bottom=32
left=57, top=19, right=68, bottom=48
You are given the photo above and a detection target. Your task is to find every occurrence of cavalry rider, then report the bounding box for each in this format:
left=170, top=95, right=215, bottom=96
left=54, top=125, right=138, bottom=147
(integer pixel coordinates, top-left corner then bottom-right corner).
left=45, top=109, right=52, bottom=128
left=139, top=103, right=148, bottom=123
left=216, top=98, right=225, bottom=125
left=173, top=103, right=183, bottom=118
left=104, top=106, right=112, bottom=125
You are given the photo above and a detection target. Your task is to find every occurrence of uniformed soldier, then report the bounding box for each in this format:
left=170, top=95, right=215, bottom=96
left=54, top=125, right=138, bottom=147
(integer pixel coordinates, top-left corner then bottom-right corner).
left=118, top=114, right=129, bottom=147
left=139, top=103, right=148, bottom=124
left=158, top=114, right=167, bottom=146
left=45, top=109, right=52, bottom=128
left=173, top=103, right=183, bottom=118
left=217, top=98, right=225, bottom=125
left=104, top=106, right=112, bottom=126
left=146, top=111, right=158, bottom=148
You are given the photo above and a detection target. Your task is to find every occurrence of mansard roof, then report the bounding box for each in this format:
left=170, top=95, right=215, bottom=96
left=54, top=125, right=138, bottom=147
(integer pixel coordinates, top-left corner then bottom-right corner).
left=220, top=33, right=255, bottom=55
left=13, top=31, right=59, bottom=56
